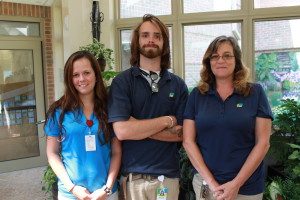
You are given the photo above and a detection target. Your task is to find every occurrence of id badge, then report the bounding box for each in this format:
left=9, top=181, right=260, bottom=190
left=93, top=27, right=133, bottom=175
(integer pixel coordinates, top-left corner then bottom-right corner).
left=156, top=188, right=168, bottom=200
left=85, top=135, right=96, bottom=151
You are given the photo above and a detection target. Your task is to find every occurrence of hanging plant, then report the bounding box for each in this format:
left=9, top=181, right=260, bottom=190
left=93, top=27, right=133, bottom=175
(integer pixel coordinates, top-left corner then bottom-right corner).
left=79, top=38, right=115, bottom=72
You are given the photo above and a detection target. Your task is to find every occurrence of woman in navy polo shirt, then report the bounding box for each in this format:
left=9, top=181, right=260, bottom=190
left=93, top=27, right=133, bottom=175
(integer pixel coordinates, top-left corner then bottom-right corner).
left=44, top=51, right=121, bottom=200
left=183, top=36, right=273, bottom=200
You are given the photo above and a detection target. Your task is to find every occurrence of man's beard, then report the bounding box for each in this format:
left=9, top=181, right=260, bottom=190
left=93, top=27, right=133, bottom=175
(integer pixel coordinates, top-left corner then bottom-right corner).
left=140, top=44, right=162, bottom=58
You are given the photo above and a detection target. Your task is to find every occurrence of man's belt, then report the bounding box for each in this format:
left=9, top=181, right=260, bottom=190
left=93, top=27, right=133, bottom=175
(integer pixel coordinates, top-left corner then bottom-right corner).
left=127, top=173, right=158, bottom=181
left=119, top=173, right=159, bottom=200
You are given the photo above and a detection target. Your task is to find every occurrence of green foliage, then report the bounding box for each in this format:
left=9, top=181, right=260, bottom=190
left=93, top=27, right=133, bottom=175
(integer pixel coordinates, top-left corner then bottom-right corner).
left=79, top=38, right=115, bottom=70
left=264, top=177, right=300, bottom=200
left=271, top=105, right=284, bottom=121
left=79, top=38, right=120, bottom=85
left=41, top=166, right=57, bottom=194
left=255, top=53, right=281, bottom=83
left=101, top=71, right=120, bottom=82
left=179, top=146, right=196, bottom=200
left=179, top=146, right=193, bottom=190
left=188, top=87, right=194, bottom=93
left=266, top=99, right=300, bottom=199
left=289, top=52, right=299, bottom=71
left=282, top=80, right=297, bottom=91
left=268, top=92, right=282, bottom=107
left=286, top=143, right=300, bottom=180
left=269, top=99, right=300, bottom=165
left=272, top=99, right=300, bottom=140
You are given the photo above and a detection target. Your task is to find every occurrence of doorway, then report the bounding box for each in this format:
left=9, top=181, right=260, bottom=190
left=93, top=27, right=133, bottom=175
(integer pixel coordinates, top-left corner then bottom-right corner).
left=0, top=40, right=47, bottom=173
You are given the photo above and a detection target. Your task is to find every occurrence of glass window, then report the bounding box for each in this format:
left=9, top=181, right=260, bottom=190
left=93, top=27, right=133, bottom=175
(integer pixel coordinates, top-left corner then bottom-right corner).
left=184, top=0, right=241, bottom=13
left=184, top=23, right=241, bottom=91
left=120, top=0, right=171, bottom=18
left=121, top=30, right=132, bottom=71
left=168, top=27, right=173, bottom=71
left=0, top=21, right=40, bottom=37
left=254, top=0, right=300, bottom=8
left=254, top=19, right=300, bottom=108
left=120, top=27, right=173, bottom=71
left=0, top=50, right=40, bottom=162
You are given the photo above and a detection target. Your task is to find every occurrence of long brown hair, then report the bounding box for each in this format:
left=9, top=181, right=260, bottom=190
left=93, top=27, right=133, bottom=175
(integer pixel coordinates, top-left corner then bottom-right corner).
left=198, top=35, right=252, bottom=96
left=130, top=14, right=171, bottom=69
left=44, top=50, right=111, bottom=144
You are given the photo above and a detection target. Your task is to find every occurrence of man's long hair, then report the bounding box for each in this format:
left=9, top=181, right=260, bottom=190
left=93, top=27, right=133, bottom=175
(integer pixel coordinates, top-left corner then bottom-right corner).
left=44, top=50, right=112, bottom=144
left=198, top=35, right=252, bottom=96
left=130, top=14, right=171, bottom=69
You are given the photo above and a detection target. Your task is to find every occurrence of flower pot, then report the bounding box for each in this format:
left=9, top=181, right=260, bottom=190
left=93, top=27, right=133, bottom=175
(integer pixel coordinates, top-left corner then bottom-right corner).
left=97, top=58, right=106, bottom=72
left=52, top=182, right=58, bottom=200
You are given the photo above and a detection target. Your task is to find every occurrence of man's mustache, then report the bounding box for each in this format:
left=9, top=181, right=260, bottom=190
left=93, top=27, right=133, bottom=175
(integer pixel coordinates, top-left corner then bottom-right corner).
left=143, top=44, right=159, bottom=48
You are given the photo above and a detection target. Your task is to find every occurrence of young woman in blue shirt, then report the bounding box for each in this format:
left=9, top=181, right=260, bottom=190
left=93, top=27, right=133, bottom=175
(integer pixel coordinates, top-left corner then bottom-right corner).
left=44, top=51, right=121, bottom=200
left=183, top=36, right=273, bottom=200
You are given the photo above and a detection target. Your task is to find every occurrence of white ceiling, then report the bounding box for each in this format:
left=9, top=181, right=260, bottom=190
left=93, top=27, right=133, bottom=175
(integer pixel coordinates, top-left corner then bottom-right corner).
left=1, top=0, right=54, bottom=6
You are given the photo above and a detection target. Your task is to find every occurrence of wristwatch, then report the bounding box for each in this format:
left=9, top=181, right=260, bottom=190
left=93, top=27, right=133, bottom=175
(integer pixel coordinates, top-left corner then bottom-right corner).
left=101, top=185, right=112, bottom=196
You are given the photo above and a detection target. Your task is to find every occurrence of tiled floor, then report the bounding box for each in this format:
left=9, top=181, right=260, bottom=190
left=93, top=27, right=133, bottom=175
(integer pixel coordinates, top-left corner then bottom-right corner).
left=0, top=166, right=51, bottom=200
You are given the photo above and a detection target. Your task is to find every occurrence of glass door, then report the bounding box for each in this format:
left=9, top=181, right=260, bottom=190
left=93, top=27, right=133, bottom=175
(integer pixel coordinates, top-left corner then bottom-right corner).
left=0, top=40, right=47, bottom=173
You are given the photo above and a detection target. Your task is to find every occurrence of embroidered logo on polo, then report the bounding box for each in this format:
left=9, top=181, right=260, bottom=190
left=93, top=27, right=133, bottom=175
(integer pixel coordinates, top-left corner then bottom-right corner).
left=169, top=93, right=175, bottom=97
left=236, top=103, right=244, bottom=108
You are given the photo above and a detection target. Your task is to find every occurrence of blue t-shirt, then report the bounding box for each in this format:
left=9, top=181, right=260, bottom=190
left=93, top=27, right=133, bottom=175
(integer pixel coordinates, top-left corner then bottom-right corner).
left=44, top=108, right=117, bottom=199
left=183, top=83, right=273, bottom=195
left=108, top=65, right=188, bottom=177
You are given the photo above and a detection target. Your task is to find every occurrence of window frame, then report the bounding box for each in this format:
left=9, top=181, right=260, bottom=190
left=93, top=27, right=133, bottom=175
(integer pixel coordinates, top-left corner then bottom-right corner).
left=114, top=0, right=300, bottom=81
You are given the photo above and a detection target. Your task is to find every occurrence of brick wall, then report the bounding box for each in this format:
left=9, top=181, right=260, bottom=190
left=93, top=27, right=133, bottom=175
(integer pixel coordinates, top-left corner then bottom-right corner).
left=255, top=20, right=293, bottom=51
left=0, top=1, right=54, bottom=106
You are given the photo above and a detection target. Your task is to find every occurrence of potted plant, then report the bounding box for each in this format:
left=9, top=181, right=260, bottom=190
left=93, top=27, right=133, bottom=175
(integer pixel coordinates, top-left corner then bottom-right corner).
left=264, top=98, right=300, bottom=199
left=79, top=38, right=120, bottom=85
left=41, top=165, right=58, bottom=200
left=79, top=38, right=120, bottom=82
left=267, top=99, right=300, bottom=176
left=79, top=38, right=114, bottom=71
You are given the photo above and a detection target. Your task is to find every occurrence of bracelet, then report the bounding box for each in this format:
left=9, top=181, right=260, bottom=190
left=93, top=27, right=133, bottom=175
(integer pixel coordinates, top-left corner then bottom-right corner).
left=101, top=185, right=112, bottom=196
left=166, top=116, right=174, bottom=128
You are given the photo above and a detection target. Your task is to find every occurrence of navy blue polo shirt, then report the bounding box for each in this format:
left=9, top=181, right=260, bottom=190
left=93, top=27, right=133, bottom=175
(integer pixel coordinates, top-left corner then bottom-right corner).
left=108, top=65, right=188, bottom=177
left=183, top=83, right=273, bottom=195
